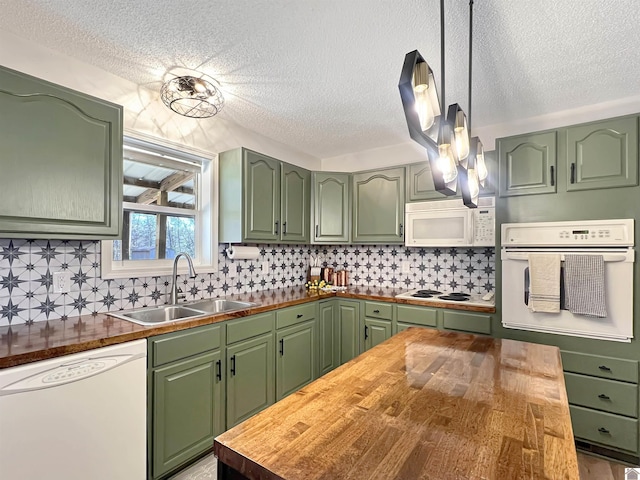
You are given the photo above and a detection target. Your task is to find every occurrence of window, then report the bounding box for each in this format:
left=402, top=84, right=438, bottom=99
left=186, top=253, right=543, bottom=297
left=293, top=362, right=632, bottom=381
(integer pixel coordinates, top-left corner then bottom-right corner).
left=101, top=136, right=217, bottom=278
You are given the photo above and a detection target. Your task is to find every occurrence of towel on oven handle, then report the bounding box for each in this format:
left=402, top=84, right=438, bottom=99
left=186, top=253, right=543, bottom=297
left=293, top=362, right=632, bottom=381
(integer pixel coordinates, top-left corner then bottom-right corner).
left=563, top=254, right=607, bottom=317
left=528, top=254, right=561, bottom=313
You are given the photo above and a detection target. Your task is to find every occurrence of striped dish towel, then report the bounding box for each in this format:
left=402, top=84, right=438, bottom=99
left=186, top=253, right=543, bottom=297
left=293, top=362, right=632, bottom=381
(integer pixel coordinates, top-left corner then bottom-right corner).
left=563, top=254, right=607, bottom=317
left=528, top=254, right=561, bottom=313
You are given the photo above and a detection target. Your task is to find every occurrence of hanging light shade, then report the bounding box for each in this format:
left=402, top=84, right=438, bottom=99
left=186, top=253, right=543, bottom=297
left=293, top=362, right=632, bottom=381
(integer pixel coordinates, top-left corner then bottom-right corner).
left=437, top=121, right=458, bottom=195
left=160, top=75, right=224, bottom=118
left=447, top=104, right=470, bottom=162
left=412, top=60, right=441, bottom=134
left=475, top=139, right=488, bottom=186
left=462, top=137, right=482, bottom=207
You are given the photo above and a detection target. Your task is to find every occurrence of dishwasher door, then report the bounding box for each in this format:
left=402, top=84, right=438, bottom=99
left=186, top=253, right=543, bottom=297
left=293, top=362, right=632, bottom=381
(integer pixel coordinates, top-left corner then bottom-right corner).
left=0, top=339, right=147, bottom=480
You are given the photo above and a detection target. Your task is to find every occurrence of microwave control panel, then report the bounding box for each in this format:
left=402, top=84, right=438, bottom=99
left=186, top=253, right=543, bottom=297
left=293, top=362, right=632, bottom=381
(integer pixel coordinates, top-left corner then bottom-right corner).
left=474, top=208, right=495, bottom=246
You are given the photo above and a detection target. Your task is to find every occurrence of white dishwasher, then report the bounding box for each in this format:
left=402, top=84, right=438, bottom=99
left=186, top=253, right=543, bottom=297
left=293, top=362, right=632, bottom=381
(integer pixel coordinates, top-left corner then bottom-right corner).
left=0, top=339, right=147, bottom=480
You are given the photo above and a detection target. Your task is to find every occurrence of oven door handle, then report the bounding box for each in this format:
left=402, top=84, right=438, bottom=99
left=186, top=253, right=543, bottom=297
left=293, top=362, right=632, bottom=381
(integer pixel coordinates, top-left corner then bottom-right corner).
left=501, top=251, right=632, bottom=263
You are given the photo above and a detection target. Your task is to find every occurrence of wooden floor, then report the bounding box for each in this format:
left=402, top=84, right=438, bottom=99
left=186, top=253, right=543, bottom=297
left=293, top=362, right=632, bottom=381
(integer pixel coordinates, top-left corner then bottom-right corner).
left=170, top=451, right=632, bottom=479
left=577, top=452, right=631, bottom=480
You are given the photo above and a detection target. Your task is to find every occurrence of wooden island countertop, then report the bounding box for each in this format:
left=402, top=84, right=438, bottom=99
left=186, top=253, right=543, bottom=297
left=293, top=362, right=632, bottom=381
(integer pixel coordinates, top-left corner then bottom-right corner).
left=214, top=328, right=578, bottom=480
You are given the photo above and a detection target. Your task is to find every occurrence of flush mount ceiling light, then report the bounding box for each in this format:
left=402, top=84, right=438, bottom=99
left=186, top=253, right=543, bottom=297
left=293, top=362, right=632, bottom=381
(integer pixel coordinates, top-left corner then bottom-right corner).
left=399, top=0, right=486, bottom=205
left=160, top=74, right=224, bottom=118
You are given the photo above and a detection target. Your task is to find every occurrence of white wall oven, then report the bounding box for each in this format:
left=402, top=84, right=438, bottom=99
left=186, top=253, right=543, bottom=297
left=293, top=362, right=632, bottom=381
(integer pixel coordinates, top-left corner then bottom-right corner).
left=501, top=219, right=634, bottom=342
left=405, top=197, right=495, bottom=247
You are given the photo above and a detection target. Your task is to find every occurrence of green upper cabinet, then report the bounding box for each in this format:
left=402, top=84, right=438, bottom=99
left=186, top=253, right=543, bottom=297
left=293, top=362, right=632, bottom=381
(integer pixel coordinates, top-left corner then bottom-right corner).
left=565, top=116, right=638, bottom=192
left=406, top=162, right=451, bottom=202
left=219, top=147, right=310, bottom=243
left=312, top=172, right=351, bottom=243
left=281, top=163, right=311, bottom=243
left=352, top=166, right=405, bottom=244
left=498, top=131, right=557, bottom=197
left=0, top=66, right=122, bottom=239
left=244, top=150, right=281, bottom=242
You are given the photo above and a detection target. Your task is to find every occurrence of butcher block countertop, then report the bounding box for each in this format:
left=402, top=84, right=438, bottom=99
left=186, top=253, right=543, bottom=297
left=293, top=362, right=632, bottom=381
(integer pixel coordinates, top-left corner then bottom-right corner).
left=214, top=328, right=578, bottom=480
left=0, top=286, right=495, bottom=368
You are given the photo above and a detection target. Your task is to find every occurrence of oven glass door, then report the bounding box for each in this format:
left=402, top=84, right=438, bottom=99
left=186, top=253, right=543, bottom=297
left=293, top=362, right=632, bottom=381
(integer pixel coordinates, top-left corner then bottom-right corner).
left=501, top=248, right=634, bottom=342
left=406, top=209, right=472, bottom=247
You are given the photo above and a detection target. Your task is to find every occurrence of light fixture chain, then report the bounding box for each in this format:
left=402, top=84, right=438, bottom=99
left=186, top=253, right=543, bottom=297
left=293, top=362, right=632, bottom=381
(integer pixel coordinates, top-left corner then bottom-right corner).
left=440, top=0, right=446, bottom=113
left=468, top=0, right=474, bottom=132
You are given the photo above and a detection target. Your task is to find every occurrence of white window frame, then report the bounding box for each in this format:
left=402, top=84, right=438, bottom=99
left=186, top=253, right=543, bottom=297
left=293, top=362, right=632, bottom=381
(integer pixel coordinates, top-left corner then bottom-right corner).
left=101, top=134, right=218, bottom=279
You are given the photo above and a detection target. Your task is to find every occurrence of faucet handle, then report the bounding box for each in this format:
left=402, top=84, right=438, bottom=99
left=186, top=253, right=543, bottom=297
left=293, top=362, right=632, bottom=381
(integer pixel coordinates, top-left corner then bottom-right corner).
left=176, top=287, right=186, bottom=301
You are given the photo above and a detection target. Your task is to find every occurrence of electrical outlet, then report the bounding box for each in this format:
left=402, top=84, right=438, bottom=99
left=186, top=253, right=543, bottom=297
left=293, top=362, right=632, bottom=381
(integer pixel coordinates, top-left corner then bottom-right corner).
left=262, top=261, right=270, bottom=275
left=228, top=264, right=237, bottom=278
left=401, top=261, right=411, bottom=274
left=53, top=271, right=71, bottom=293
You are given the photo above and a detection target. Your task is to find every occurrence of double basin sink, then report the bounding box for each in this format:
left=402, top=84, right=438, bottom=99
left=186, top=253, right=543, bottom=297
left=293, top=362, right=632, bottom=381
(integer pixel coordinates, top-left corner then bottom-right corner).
left=110, top=299, right=258, bottom=326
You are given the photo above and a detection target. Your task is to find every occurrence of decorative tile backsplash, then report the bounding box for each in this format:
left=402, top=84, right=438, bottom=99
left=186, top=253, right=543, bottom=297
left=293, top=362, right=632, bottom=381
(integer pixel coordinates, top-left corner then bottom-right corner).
left=0, top=239, right=494, bottom=326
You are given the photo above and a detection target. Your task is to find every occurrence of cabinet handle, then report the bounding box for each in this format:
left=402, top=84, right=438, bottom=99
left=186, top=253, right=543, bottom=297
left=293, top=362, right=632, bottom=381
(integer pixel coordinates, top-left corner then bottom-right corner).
left=283, top=222, right=287, bottom=235
left=598, top=427, right=610, bottom=434
left=570, top=163, right=576, bottom=184
left=275, top=220, right=279, bottom=235
left=216, top=360, right=222, bottom=381
left=598, top=393, right=611, bottom=400
left=373, top=309, right=380, bottom=314
left=279, top=338, right=284, bottom=356
left=365, top=325, right=369, bottom=340
left=598, top=365, right=612, bottom=372
left=399, top=223, right=404, bottom=237
left=315, top=225, right=319, bottom=237
left=230, top=355, right=236, bottom=376
left=550, top=166, right=555, bottom=186
left=296, top=314, right=303, bottom=318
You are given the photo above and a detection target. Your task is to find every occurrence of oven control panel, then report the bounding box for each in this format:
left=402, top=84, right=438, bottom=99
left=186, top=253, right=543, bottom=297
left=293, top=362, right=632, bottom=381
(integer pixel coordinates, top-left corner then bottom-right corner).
left=501, top=219, right=634, bottom=247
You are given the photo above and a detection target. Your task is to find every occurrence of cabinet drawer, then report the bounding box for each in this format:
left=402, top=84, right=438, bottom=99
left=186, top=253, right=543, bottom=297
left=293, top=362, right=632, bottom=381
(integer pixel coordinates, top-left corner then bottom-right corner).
left=151, top=324, right=221, bottom=367
left=365, top=302, right=393, bottom=320
left=396, top=305, right=437, bottom=327
left=561, top=351, right=638, bottom=383
left=570, top=405, right=638, bottom=452
left=442, top=311, right=491, bottom=335
left=227, top=312, right=275, bottom=344
left=276, top=303, right=316, bottom=329
left=565, top=372, right=638, bottom=418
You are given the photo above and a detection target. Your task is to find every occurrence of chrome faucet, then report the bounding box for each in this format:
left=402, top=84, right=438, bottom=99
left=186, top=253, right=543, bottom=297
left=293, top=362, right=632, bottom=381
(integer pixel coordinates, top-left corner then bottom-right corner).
left=170, top=253, right=197, bottom=305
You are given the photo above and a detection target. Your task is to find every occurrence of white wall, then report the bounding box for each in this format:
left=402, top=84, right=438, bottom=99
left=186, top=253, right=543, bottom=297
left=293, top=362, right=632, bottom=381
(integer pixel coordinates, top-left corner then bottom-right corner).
left=0, top=30, right=321, bottom=169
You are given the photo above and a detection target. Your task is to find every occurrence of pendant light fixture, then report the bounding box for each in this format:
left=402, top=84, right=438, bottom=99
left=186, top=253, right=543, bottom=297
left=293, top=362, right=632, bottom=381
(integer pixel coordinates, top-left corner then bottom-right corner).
left=399, top=0, right=486, bottom=205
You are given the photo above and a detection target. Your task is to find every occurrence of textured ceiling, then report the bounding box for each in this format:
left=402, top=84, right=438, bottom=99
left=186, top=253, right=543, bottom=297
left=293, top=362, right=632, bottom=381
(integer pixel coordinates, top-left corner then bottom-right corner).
left=2, top=0, right=640, bottom=159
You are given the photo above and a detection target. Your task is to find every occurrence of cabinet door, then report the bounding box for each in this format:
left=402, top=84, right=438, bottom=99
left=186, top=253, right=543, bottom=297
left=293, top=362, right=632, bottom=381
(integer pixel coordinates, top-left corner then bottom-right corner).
left=226, top=333, right=275, bottom=428
left=566, top=116, right=638, bottom=192
left=406, top=162, right=453, bottom=202
left=276, top=320, right=316, bottom=401
left=364, top=318, right=392, bottom=351
left=0, top=66, right=122, bottom=239
left=338, top=300, right=360, bottom=365
left=152, top=351, right=223, bottom=479
left=280, top=163, right=310, bottom=243
left=318, top=300, right=339, bottom=376
left=498, top=131, right=557, bottom=197
left=352, top=167, right=405, bottom=243
left=243, top=150, right=281, bottom=242
left=313, top=172, right=351, bottom=243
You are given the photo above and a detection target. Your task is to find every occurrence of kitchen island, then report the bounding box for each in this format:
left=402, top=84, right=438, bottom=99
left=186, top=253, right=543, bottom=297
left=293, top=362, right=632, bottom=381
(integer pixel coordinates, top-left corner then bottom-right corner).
left=214, top=328, right=578, bottom=479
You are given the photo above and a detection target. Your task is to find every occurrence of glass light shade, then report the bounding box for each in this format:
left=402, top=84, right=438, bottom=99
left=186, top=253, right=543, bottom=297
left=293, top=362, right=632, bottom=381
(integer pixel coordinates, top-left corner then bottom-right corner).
left=467, top=167, right=480, bottom=200
left=414, top=86, right=436, bottom=131
left=454, top=126, right=470, bottom=161
left=412, top=61, right=440, bottom=134
left=477, top=150, right=488, bottom=184
left=438, top=143, right=458, bottom=184
left=447, top=106, right=469, bottom=162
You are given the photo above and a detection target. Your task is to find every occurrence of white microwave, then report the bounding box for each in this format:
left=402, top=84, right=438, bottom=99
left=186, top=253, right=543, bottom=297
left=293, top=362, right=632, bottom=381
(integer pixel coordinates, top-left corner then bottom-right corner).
left=405, top=197, right=495, bottom=247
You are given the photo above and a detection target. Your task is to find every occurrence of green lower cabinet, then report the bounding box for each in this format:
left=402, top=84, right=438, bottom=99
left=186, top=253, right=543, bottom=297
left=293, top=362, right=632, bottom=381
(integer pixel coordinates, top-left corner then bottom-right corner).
left=564, top=372, right=638, bottom=418
left=226, top=333, right=275, bottom=428
left=338, top=300, right=360, bottom=364
left=570, top=405, right=638, bottom=453
left=151, top=351, right=223, bottom=479
left=364, top=318, right=392, bottom=350
left=442, top=311, right=491, bottom=335
left=318, top=300, right=339, bottom=375
left=394, top=305, right=438, bottom=333
left=276, top=320, right=317, bottom=400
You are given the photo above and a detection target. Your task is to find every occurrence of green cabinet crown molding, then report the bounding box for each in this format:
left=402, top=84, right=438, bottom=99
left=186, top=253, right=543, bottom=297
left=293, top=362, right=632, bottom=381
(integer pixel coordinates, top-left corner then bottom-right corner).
left=352, top=166, right=405, bottom=244
left=219, top=147, right=310, bottom=244
left=0, top=65, right=122, bottom=239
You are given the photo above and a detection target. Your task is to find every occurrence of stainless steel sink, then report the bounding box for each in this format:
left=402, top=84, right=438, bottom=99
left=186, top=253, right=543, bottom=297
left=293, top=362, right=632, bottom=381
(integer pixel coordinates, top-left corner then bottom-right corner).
left=187, top=299, right=257, bottom=314
left=110, top=299, right=258, bottom=326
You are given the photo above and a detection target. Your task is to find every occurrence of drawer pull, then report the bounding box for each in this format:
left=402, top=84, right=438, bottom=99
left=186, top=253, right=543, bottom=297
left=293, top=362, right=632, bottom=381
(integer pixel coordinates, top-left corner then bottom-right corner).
left=598, top=365, right=612, bottom=372
left=373, top=309, right=380, bottom=314
left=296, top=314, right=303, bottom=318
left=598, top=427, right=610, bottom=435
left=230, top=355, right=236, bottom=376
left=598, top=393, right=611, bottom=400
left=279, top=338, right=285, bottom=356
